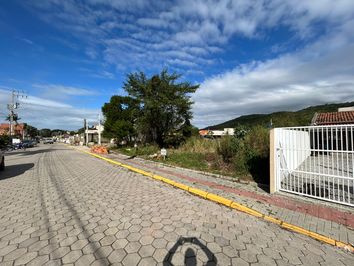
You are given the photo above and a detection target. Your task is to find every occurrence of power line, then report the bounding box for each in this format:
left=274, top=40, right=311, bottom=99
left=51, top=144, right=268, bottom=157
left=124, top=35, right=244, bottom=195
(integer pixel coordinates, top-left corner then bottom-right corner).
left=7, top=90, right=27, bottom=136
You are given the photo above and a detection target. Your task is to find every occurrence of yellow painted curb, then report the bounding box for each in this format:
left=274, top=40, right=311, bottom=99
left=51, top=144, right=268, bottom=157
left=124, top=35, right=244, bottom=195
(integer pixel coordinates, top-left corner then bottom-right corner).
left=173, top=182, right=190, bottom=191
left=189, top=187, right=208, bottom=199
left=263, top=215, right=282, bottom=225
left=70, top=146, right=354, bottom=253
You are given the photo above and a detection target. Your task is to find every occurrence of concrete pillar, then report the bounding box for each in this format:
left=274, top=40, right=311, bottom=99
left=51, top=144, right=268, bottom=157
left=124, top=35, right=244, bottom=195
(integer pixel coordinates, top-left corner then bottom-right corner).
left=269, top=128, right=276, bottom=193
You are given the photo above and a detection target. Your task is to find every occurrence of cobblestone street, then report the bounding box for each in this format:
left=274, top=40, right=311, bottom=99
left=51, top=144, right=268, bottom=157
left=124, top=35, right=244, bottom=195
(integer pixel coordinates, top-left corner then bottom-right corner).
left=0, top=144, right=353, bottom=265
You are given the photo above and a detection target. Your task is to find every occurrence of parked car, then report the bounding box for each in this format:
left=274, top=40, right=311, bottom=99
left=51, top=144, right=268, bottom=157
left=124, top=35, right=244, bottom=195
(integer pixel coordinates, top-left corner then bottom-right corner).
left=22, top=140, right=34, bottom=148
left=43, top=138, right=54, bottom=144
left=0, top=149, right=4, bottom=171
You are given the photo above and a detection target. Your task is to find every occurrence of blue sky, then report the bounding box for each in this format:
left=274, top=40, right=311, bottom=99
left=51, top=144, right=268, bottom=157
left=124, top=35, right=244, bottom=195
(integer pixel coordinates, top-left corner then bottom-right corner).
left=1, top=0, right=354, bottom=129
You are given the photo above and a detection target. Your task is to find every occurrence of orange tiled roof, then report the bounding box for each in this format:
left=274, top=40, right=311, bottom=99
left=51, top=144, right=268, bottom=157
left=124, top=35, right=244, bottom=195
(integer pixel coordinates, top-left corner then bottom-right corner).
left=314, top=111, right=354, bottom=125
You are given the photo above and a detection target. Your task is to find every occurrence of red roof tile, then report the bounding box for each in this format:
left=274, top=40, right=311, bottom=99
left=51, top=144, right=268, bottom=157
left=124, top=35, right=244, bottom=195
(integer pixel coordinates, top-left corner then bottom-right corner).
left=314, top=111, right=354, bottom=125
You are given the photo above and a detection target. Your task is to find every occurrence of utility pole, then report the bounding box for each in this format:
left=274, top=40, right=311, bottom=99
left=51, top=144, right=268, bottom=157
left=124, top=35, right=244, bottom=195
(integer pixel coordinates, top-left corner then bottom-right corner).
left=7, top=90, right=27, bottom=137
left=98, top=113, right=101, bottom=145
left=85, top=119, right=89, bottom=146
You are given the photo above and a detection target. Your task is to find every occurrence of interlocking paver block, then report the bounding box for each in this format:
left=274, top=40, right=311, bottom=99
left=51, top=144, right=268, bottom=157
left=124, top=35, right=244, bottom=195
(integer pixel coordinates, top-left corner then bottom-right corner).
left=50, top=246, right=70, bottom=260
left=3, top=248, right=27, bottom=262
left=71, top=239, right=89, bottom=250
left=62, top=250, right=82, bottom=264
left=14, top=251, right=37, bottom=265
left=108, top=249, right=127, bottom=263
left=74, top=254, right=95, bottom=266
left=0, top=145, right=353, bottom=266
left=122, top=253, right=141, bottom=265
left=125, top=241, right=141, bottom=253
left=27, top=255, right=50, bottom=266
left=138, top=245, right=155, bottom=257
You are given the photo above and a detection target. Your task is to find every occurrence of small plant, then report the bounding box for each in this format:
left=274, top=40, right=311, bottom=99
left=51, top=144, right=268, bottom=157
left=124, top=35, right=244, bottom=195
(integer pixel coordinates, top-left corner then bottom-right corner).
left=216, top=135, right=240, bottom=163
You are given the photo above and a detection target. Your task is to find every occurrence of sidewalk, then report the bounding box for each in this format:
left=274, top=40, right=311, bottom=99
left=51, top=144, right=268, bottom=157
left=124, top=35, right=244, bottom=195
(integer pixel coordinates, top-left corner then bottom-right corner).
left=74, top=145, right=354, bottom=248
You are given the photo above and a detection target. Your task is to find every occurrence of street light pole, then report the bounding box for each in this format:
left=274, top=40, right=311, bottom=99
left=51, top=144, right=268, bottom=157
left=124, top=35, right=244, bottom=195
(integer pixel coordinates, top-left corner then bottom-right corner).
left=7, top=90, right=26, bottom=137
left=85, top=120, right=89, bottom=146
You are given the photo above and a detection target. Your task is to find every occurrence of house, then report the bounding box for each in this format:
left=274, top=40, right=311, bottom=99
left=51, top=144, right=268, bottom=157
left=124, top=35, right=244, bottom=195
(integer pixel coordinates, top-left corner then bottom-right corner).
left=0, top=123, right=26, bottom=137
left=311, top=110, right=354, bottom=125
left=199, top=128, right=235, bottom=138
left=310, top=108, right=354, bottom=151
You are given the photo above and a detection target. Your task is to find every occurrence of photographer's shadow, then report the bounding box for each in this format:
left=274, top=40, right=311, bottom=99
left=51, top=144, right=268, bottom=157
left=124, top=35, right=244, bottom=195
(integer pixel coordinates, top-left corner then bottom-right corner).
left=163, top=237, right=217, bottom=266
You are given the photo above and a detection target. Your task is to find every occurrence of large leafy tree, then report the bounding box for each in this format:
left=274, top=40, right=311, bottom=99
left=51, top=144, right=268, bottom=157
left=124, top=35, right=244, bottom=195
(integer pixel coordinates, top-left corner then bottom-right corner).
left=39, top=128, right=51, bottom=138
left=102, top=96, right=140, bottom=142
left=25, top=124, right=38, bottom=138
left=124, top=69, right=199, bottom=147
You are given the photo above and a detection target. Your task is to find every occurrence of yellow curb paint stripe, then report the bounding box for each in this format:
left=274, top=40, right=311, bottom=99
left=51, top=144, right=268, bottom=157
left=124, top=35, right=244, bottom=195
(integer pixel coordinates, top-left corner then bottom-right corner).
left=70, top=146, right=354, bottom=252
left=161, top=177, right=176, bottom=186
left=206, top=193, right=233, bottom=207
left=336, top=241, right=354, bottom=252
left=188, top=187, right=208, bottom=199
left=263, top=215, right=282, bottom=225
left=152, top=174, right=164, bottom=181
left=230, top=202, right=264, bottom=218
left=173, top=182, right=190, bottom=191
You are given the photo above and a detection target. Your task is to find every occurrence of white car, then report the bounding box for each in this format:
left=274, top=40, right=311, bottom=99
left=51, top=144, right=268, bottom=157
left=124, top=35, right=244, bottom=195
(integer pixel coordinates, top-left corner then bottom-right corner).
left=43, top=138, right=54, bottom=144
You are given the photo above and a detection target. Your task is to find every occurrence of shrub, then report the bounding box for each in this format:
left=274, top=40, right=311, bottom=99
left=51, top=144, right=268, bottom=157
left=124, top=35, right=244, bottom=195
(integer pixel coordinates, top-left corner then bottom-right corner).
left=134, top=144, right=160, bottom=156
left=0, top=135, right=11, bottom=148
left=178, top=136, right=217, bottom=154
left=243, top=126, right=270, bottom=184
left=216, top=135, right=240, bottom=163
left=244, top=126, right=269, bottom=158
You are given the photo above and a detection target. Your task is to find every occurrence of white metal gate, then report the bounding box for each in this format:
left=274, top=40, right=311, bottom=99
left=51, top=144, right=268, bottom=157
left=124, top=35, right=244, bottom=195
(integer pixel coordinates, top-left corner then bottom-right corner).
left=273, top=125, right=354, bottom=206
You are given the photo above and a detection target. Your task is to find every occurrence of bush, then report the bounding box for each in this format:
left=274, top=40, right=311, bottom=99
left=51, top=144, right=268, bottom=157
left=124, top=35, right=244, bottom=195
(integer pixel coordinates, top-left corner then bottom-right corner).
left=0, top=135, right=11, bottom=148
left=217, top=135, right=240, bottom=163
left=243, top=126, right=270, bottom=184
left=244, top=126, right=269, bottom=158
left=134, top=144, right=160, bottom=156
left=178, top=136, right=217, bottom=154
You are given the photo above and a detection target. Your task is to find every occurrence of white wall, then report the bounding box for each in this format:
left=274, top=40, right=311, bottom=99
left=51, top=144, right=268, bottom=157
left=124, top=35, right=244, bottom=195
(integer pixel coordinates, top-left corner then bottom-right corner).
left=275, top=128, right=311, bottom=172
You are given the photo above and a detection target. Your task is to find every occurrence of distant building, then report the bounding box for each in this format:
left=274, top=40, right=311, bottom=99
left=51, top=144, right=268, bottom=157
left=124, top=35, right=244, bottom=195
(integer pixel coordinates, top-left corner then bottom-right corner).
left=199, top=128, right=235, bottom=137
left=0, top=123, right=26, bottom=137
left=338, top=106, right=354, bottom=112
left=85, top=124, right=104, bottom=143
left=311, top=107, right=354, bottom=125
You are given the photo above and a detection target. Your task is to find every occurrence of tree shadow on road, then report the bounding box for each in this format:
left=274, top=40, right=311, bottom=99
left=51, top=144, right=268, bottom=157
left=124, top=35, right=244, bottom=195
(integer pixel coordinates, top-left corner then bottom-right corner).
left=6, top=148, right=57, bottom=156
left=163, top=237, right=217, bottom=266
left=42, top=159, right=108, bottom=265
left=0, top=163, right=34, bottom=180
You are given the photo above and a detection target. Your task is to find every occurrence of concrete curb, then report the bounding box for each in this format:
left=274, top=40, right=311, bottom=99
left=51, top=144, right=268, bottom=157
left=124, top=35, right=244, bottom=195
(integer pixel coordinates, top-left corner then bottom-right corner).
left=72, top=146, right=354, bottom=253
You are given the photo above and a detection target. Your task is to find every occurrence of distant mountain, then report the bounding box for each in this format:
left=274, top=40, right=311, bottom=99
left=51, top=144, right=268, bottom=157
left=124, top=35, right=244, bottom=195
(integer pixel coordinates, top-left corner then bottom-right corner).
left=206, top=101, right=354, bottom=130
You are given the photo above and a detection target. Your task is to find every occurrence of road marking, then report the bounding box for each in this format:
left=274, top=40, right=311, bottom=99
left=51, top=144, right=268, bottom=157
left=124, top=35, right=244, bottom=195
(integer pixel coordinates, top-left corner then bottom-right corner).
left=70, top=146, right=354, bottom=253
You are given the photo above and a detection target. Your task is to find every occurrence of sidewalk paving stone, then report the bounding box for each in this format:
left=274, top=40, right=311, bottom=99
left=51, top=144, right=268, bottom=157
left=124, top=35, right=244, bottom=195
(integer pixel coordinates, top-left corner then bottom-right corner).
left=0, top=144, right=352, bottom=265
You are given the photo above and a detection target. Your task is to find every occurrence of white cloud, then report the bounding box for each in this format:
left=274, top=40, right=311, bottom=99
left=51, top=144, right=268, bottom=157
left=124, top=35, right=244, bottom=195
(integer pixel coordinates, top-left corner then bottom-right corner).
left=17, top=0, right=354, bottom=128
left=23, top=0, right=354, bottom=74
left=33, top=84, right=96, bottom=97
left=0, top=88, right=99, bottom=130
left=192, top=20, right=354, bottom=127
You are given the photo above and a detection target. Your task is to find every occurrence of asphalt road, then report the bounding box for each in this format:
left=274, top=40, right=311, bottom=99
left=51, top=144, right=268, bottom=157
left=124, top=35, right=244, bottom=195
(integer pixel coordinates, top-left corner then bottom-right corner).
left=0, top=144, right=353, bottom=265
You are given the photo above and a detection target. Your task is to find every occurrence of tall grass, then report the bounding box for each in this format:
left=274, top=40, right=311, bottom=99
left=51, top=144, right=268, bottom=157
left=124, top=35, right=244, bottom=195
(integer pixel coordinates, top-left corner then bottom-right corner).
left=176, top=136, right=217, bottom=153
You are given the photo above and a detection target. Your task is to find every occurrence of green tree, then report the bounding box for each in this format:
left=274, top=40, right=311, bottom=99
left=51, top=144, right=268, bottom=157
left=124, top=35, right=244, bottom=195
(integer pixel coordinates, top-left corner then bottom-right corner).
left=0, top=135, right=11, bottom=148
left=39, top=128, right=51, bottom=137
left=102, top=96, right=140, bottom=143
left=124, top=69, right=199, bottom=147
left=25, top=124, right=38, bottom=138
left=6, top=113, right=20, bottom=123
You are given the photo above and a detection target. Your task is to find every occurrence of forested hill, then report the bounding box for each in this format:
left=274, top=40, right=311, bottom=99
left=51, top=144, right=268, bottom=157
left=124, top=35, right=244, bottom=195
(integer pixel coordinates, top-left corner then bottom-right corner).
left=206, top=101, right=354, bottom=130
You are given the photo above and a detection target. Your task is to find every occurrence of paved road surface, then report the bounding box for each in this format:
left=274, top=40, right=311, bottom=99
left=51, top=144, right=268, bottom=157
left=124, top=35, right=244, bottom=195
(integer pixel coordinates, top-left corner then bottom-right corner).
left=0, top=144, right=353, bottom=265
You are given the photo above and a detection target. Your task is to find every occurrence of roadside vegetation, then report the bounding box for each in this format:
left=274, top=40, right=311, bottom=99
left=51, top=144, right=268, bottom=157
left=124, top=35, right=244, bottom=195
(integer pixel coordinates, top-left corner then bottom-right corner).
left=116, top=125, right=270, bottom=184
left=103, top=69, right=270, bottom=184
